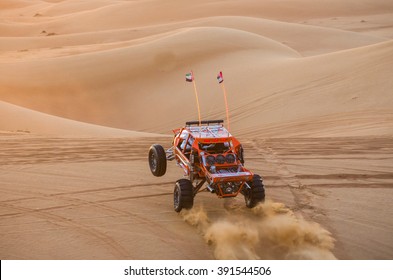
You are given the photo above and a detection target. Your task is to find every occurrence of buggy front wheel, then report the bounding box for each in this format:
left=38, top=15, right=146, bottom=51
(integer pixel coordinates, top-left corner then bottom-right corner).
left=148, top=144, right=167, bottom=177
left=174, top=179, right=194, bottom=212
left=244, top=174, right=265, bottom=208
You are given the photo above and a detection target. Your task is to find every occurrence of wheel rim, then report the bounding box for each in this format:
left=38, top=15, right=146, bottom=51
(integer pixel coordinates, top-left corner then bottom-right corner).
left=244, top=188, right=252, bottom=205
left=174, top=186, right=180, bottom=209
left=149, top=152, right=157, bottom=171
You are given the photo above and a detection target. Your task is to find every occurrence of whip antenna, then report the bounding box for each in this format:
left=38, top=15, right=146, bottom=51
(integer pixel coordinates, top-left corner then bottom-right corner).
left=217, top=71, right=230, bottom=132
left=186, top=71, right=202, bottom=127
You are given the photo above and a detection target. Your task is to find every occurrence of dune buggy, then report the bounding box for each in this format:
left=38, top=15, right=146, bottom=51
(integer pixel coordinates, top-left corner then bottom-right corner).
left=148, top=120, right=265, bottom=212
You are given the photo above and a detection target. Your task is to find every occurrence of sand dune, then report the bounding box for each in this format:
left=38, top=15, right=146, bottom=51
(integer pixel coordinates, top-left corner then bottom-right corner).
left=1, top=34, right=391, bottom=136
left=0, top=100, right=155, bottom=137
left=0, top=15, right=385, bottom=54
left=1, top=0, right=392, bottom=136
left=0, top=26, right=301, bottom=133
left=230, top=40, right=393, bottom=137
left=0, top=0, right=392, bottom=260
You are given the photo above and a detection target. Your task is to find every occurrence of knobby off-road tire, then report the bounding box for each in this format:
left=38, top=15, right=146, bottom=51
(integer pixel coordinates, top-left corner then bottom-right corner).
left=238, top=145, right=245, bottom=165
left=148, top=144, right=167, bottom=177
left=174, top=179, right=194, bottom=212
left=244, top=174, right=265, bottom=208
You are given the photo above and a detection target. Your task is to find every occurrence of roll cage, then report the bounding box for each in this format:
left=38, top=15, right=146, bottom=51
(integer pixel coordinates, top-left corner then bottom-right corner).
left=167, top=120, right=252, bottom=198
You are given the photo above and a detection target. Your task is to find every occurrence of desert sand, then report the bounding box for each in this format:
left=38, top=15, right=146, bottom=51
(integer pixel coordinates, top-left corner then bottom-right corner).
left=0, top=0, right=392, bottom=259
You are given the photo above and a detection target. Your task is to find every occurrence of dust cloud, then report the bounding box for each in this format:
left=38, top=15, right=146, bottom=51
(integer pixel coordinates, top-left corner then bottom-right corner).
left=181, top=200, right=336, bottom=260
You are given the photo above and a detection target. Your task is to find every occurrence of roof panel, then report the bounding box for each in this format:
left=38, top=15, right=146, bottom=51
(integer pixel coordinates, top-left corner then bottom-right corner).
left=188, top=125, right=232, bottom=139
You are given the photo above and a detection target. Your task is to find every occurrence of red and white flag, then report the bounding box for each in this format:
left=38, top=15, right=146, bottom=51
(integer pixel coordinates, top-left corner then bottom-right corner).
left=217, top=71, right=224, bottom=83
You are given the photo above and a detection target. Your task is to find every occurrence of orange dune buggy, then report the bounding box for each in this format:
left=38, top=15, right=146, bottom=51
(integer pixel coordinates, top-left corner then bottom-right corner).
left=148, top=120, right=265, bottom=212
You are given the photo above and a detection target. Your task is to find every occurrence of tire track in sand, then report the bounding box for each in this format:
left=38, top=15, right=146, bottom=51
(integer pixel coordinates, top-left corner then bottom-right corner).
left=249, top=139, right=324, bottom=218
left=0, top=182, right=195, bottom=258
left=1, top=202, right=130, bottom=258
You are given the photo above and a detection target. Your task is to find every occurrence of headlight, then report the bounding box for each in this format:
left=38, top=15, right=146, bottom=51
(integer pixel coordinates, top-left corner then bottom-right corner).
left=216, top=154, right=226, bottom=164
left=206, top=155, right=215, bottom=165
left=225, top=154, right=236, bottom=163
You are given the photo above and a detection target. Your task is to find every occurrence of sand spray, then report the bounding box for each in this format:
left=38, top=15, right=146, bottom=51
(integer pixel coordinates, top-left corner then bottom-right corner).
left=181, top=200, right=336, bottom=259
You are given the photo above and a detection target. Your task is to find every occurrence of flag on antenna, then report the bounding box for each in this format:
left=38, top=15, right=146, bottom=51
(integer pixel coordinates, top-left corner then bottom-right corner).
left=217, top=71, right=224, bottom=83
left=186, top=72, right=193, bottom=82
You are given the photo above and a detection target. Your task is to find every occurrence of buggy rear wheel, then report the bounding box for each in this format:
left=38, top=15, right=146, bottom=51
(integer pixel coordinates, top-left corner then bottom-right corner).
left=174, top=179, right=194, bottom=212
left=148, top=144, right=167, bottom=177
left=244, top=174, right=265, bottom=208
left=238, top=145, right=245, bottom=165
